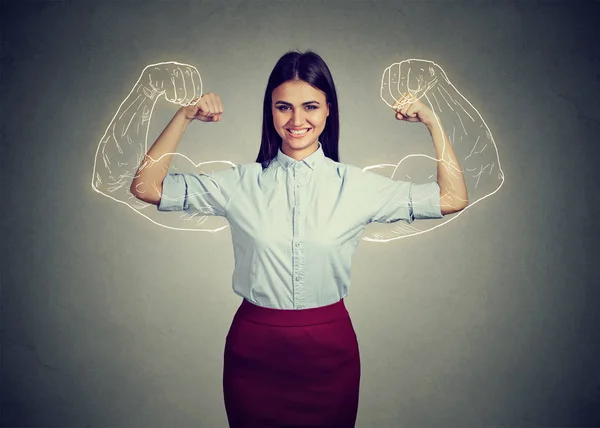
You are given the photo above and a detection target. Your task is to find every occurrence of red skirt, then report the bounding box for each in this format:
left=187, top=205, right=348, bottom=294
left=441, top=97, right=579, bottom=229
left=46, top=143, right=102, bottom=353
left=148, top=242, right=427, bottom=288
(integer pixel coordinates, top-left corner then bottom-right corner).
left=223, top=298, right=361, bottom=428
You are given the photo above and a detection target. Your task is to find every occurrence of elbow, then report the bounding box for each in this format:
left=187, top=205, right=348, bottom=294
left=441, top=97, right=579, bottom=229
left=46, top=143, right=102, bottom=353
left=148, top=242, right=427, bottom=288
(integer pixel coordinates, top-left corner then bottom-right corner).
left=441, top=199, right=469, bottom=216
left=130, top=179, right=141, bottom=198
left=439, top=186, right=468, bottom=215
left=129, top=179, right=161, bottom=205
left=457, top=198, right=469, bottom=212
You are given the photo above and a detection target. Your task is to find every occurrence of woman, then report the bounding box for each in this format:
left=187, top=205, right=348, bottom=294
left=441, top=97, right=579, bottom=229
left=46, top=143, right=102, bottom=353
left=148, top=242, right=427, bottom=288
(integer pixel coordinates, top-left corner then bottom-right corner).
left=130, top=51, right=468, bottom=428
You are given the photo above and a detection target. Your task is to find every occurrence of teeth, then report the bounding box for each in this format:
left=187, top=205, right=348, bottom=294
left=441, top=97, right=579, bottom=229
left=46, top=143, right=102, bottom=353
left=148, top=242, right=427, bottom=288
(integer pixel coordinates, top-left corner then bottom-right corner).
left=289, top=129, right=309, bottom=135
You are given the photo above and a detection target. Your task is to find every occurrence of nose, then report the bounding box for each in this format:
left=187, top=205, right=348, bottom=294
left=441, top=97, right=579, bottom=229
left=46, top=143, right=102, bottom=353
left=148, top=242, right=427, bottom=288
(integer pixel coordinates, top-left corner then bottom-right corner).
left=290, top=109, right=305, bottom=127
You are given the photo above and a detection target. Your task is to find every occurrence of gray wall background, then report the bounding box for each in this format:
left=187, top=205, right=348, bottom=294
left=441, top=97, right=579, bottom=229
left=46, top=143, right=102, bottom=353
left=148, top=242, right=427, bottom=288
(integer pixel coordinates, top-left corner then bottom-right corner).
left=2, top=0, right=599, bottom=427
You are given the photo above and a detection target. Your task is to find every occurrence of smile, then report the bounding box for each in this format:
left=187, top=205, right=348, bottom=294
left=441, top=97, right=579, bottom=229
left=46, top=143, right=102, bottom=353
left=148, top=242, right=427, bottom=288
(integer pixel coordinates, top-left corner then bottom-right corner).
left=287, top=128, right=311, bottom=137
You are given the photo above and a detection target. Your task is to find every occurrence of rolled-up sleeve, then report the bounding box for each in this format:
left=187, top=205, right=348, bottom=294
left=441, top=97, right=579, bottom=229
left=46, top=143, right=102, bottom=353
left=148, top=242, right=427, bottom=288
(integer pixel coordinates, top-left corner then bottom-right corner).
left=157, top=165, right=242, bottom=218
left=358, top=168, right=442, bottom=224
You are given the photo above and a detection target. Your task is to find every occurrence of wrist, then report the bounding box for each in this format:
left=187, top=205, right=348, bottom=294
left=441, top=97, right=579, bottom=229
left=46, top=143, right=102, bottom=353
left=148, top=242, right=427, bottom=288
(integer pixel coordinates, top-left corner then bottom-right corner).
left=424, top=122, right=437, bottom=134
left=425, top=119, right=445, bottom=134
left=423, top=113, right=441, bottom=132
left=176, top=107, right=193, bottom=125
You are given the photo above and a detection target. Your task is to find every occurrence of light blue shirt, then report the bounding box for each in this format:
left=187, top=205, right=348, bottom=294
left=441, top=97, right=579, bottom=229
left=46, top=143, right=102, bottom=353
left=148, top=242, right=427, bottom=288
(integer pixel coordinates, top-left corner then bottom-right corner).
left=158, top=143, right=442, bottom=309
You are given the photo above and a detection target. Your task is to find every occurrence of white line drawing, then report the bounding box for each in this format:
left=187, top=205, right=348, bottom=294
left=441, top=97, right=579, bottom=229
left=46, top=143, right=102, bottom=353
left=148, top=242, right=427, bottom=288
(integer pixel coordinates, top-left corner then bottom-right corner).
left=362, top=59, right=504, bottom=242
left=91, top=61, right=234, bottom=232
left=92, top=59, right=503, bottom=241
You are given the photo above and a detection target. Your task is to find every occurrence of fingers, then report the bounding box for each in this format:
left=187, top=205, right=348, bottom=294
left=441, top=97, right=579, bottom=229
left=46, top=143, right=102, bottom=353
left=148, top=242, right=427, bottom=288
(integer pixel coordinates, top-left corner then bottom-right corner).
left=170, top=66, right=187, bottom=103
left=193, top=93, right=224, bottom=122
left=205, top=94, right=218, bottom=115
left=189, top=66, right=203, bottom=102
left=405, top=103, right=418, bottom=119
left=202, top=93, right=219, bottom=116
left=170, top=65, right=205, bottom=105
left=394, top=92, right=425, bottom=122
left=215, top=94, right=223, bottom=114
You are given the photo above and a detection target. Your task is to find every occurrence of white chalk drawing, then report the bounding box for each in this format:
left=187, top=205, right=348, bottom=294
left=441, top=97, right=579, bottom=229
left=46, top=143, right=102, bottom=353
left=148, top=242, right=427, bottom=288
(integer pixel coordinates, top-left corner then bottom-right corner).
left=363, top=59, right=504, bottom=241
left=91, top=60, right=503, bottom=241
left=91, top=61, right=233, bottom=232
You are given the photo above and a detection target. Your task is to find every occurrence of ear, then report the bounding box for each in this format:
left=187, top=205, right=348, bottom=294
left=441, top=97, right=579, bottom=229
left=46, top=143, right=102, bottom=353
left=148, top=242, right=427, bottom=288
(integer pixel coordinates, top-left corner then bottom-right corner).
left=327, top=102, right=331, bottom=117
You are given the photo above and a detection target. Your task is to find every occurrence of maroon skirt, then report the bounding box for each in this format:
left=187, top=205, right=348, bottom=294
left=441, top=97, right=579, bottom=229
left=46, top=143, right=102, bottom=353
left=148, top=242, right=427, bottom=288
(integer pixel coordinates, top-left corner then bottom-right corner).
left=223, top=298, right=361, bottom=428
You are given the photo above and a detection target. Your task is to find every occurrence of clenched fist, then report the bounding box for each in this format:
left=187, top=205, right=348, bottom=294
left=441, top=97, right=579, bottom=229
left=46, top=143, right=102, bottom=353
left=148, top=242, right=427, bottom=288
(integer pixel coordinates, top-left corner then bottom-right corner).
left=181, top=92, right=224, bottom=123
left=392, top=92, right=436, bottom=126
left=142, top=61, right=203, bottom=105
left=381, top=59, right=443, bottom=127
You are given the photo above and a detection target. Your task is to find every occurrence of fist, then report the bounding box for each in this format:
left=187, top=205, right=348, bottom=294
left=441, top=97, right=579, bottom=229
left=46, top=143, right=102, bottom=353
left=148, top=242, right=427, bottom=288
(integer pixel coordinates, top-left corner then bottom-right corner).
left=392, top=92, right=436, bottom=125
left=142, top=61, right=202, bottom=105
left=381, top=59, right=444, bottom=126
left=181, top=92, right=224, bottom=123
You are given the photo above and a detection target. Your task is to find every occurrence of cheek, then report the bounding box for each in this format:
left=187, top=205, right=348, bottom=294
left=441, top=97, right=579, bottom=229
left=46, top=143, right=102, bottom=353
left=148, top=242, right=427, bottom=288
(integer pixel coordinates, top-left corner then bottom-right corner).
left=272, top=112, right=284, bottom=128
left=274, top=111, right=292, bottom=125
left=313, top=112, right=328, bottom=127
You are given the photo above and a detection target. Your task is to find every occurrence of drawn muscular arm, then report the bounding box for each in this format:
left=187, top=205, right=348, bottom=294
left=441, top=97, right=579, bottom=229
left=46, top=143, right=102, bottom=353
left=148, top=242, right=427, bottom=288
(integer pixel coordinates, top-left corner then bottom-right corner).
left=362, top=59, right=504, bottom=242
left=91, top=62, right=233, bottom=232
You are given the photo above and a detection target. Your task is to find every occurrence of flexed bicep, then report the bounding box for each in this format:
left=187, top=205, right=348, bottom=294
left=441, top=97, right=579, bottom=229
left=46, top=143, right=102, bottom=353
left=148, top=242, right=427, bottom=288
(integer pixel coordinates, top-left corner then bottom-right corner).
left=91, top=61, right=233, bottom=233
left=133, top=156, right=237, bottom=232
left=362, top=59, right=504, bottom=242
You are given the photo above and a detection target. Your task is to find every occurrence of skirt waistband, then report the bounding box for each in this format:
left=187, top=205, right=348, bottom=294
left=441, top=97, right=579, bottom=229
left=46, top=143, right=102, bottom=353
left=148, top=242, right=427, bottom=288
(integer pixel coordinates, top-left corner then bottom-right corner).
left=237, top=298, right=349, bottom=327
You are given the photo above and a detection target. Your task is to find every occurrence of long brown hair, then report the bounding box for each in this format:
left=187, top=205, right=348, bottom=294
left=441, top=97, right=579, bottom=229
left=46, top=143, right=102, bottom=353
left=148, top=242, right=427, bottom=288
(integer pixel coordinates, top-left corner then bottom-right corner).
left=256, top=50, right=340, bottom=169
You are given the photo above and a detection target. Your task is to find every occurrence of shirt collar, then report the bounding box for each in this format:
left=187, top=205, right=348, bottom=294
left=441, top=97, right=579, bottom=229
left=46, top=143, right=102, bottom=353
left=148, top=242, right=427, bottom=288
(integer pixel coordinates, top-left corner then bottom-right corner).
left=276, top=141, right=325, bottom=171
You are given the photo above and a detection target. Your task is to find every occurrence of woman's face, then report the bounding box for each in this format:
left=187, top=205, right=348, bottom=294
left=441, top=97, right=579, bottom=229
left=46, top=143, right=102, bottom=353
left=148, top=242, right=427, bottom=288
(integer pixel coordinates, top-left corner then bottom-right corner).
left=271, top=79, right=329, bottom=160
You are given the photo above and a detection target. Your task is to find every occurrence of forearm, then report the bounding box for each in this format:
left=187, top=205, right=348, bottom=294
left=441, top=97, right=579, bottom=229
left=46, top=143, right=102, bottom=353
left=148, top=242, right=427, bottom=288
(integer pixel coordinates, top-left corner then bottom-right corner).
left=130, top=107, right=191, bottom=201
left=426, top=123, right=469, bottom=214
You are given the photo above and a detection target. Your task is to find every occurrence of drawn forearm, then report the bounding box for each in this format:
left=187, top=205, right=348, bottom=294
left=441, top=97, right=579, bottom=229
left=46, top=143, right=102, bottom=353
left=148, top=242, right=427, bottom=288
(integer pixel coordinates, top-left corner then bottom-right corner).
left=93, top=87, right=158, bottom=196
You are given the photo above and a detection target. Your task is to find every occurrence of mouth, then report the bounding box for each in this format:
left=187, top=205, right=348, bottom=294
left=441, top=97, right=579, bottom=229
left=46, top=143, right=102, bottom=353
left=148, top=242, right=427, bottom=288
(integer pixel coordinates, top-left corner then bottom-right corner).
left=286, top=128, right=312, bottom=138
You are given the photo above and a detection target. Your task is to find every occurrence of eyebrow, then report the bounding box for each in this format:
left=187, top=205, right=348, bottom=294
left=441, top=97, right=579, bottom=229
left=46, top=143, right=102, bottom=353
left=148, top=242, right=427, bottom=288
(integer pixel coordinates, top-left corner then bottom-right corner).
left=274, top=100, right=321, bottom=106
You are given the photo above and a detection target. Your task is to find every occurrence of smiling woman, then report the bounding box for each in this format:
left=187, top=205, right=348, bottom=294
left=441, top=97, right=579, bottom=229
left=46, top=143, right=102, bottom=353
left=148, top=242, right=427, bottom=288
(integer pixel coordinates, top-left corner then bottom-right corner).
left=256, top=51, right=340, bottom=169
left=129, top=50, right=456, bottom=428
left=271, top=80, right=330, bottom=160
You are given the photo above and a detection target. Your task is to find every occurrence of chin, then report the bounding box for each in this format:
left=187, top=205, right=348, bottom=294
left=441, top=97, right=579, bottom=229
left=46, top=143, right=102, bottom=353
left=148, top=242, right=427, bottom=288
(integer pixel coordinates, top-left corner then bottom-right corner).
left=284, top=139, right=317, bottom=150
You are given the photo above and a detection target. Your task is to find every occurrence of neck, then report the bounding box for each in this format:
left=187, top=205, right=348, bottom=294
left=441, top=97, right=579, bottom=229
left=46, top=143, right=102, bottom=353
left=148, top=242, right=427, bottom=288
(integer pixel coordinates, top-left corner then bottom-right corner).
left=281, top=141, right=319, bottom=161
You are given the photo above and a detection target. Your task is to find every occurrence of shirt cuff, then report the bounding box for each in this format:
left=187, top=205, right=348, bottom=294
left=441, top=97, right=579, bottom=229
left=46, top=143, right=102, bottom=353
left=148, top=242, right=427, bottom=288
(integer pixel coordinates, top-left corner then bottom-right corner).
left=411, top=182, right=443, bottom=219
left=157, top=174, right=185, bottom=211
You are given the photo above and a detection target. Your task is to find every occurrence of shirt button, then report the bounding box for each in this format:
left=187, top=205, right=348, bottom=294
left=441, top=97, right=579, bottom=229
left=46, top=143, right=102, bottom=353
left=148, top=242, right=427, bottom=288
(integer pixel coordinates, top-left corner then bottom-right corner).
left=295, top=276, right=301, bottom=281
left=295, top=242, right=300, bottom=247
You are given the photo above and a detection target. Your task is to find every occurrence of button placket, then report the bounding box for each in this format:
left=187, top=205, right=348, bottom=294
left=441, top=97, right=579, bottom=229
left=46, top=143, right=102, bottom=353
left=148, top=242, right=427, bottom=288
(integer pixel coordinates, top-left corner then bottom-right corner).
left=291, top=161, right=306, bottom=309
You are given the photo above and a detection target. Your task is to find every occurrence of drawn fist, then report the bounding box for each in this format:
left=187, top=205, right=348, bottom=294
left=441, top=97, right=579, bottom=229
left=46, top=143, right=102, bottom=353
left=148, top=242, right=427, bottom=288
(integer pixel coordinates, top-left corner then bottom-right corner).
left=381, top=59, right=446, bottom=125
left=142, top=61, right=202, bottom=105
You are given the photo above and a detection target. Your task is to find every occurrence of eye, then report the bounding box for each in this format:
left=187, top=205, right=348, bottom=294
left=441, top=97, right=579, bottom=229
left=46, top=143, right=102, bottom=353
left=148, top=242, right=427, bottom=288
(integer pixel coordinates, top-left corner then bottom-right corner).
left=276, top=105, right=290, bottom=112
left=305, top=105, right=318, bottom=110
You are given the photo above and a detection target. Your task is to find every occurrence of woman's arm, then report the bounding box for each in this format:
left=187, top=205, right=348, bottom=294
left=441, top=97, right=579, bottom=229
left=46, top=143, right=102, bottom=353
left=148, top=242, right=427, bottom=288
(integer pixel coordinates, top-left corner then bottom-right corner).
left=92, top=62, right=202, bottom=203
left=130, top=93, right=223, bottom=205
left=426, top=122, right=469, bottom=215
left=394, top=94, right=468, bottom=215
left=129, top=108, right=191, bottom=205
